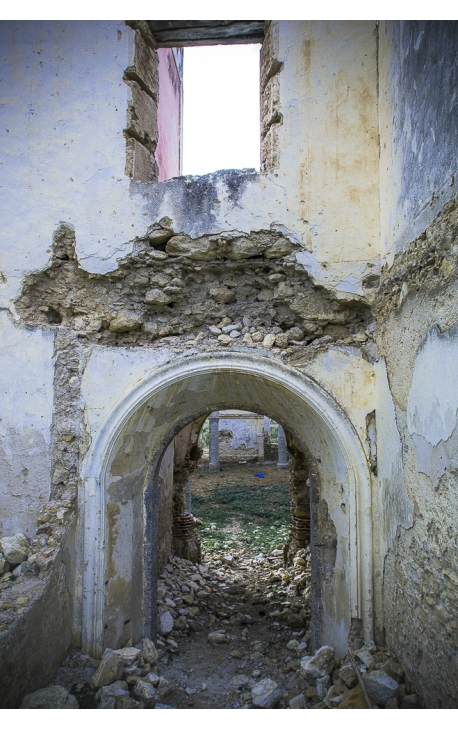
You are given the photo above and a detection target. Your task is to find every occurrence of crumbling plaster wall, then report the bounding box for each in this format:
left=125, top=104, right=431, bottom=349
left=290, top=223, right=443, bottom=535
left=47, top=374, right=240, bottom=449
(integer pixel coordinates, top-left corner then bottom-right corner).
left=379, top=20, right=458, bottom=262
left=0, top=18, right=383, bottom=696
left=0, top=314, right=54, bottom=538
left=376, top=20, right=458, bottom=707
left=218, top=411, right=263, bottom=462
left=77, top=346, right=374, bottom=657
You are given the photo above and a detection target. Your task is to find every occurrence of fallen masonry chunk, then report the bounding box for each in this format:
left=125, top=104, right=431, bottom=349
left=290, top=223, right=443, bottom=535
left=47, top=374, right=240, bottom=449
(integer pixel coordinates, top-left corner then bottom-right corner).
left=20, top=685, right=79, bottom=709
left=114, top=646, right=141, bottom=665
left=231, top=674, right=252, bottom=690
left=356, top=648, right=375, bottom=671
left=363, top=670, right=399, bottom=706
left=289, top=692, right=307, bottom=709
left=207, top=631, right=229, bottom=644
left=0, top=534, right=29, bottom=565
left=251, top=678, right=282, bottom=708
left=145, top=672, right=160, bottom=686
left=158, top=611, right=174, bottom=635
left=89, top=649, right=124, bottom=689
left=300, top=646, right=335, bottom=678
left=381, top=657, right=404, bottom=683
left=132, top=678, right=159, bottom=704
left=316, top=675, right=331, bottom=698
left=338, top=684, right=369, bottom=709
left=96, top=681, right=129, bottom=709
left=339, top=664, right=358, bottom=689
left=157, top=677, right=172, bottom=699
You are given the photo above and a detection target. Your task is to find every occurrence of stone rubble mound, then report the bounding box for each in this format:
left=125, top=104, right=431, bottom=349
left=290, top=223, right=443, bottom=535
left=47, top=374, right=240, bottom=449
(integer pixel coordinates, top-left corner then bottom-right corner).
left=18, top=545, right=421, bottom=709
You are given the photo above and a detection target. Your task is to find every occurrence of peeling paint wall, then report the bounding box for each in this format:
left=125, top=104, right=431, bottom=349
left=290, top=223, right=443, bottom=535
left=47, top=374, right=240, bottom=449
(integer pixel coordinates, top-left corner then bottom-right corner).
left=218, top=411, right=264, bottom=462
left=156, top=48, right=182, bottom=181
left=0, top=313, right=54, bottom=537
left=4, top=18, right=458, bottom=708
left=376, top=21, right=458, bottom=706
left=379, top=21, right=458, bottom=262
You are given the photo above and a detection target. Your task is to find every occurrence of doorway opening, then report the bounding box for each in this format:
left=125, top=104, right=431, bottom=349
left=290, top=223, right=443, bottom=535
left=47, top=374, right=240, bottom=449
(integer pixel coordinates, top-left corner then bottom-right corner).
left=154, top=409, right=314, bottom=708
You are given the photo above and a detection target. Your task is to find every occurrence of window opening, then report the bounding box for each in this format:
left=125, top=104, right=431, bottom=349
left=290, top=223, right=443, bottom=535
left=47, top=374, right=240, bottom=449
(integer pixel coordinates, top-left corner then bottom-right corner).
left=182, top=44, right=261, bottom=176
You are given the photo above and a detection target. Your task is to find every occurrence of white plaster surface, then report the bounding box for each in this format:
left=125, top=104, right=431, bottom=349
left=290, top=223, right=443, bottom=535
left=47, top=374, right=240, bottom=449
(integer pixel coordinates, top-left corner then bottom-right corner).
left=407, top=326, right=458, bottom=446
left=305, top=346, right=375, bottom=448
left=218, top=411, right=262, bottom=455
left=81, top=346, right=172, bottom=435
left=0, top=20, right=381, bottom=307
left=296, top=251, right=380, bottom=301
left=375, top=358, right=413, bottom=554
left=0, top=20, right=149, bottom=302
left=0, top=313, right=54, bottom=536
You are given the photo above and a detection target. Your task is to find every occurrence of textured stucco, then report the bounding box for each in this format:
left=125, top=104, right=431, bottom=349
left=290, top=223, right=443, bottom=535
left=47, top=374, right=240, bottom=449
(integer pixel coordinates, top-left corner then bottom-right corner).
left=0, top=313, right=54, bottom=536
left=1, top=19, right=457, bottom=708
left=379, top=21, right=458, bottom=262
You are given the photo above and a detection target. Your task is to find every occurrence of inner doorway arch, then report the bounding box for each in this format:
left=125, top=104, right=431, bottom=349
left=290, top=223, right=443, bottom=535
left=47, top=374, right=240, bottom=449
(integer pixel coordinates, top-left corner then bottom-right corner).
left=79, top=352, right=373, bottom=658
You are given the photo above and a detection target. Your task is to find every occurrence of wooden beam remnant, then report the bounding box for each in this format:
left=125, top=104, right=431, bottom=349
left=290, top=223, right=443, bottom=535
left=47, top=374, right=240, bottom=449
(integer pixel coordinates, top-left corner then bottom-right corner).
left=147, top=20, right=265, bottom=47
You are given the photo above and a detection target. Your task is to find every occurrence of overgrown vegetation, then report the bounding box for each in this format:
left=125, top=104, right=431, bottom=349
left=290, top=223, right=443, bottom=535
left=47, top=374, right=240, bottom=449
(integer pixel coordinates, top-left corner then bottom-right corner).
left=193, top=471, right=290, bottom=552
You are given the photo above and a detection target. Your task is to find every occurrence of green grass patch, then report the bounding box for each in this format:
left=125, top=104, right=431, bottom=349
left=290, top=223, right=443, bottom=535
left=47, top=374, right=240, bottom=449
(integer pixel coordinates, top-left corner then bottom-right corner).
left=193, top=478, right=290, bottom=552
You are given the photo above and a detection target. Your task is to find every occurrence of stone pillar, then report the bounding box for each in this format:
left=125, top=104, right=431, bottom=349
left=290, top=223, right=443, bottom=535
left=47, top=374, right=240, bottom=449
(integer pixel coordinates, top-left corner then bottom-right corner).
left=277, top=425, right=288, bottom=469
left=283, top=431, right=311, bottom=566
left=209, top=411, right=220, bottom=472
left=264, top=416, right=271, bottom=445
left=257, top=416, right=265, bottom=462
left=185, top=477, right=192, bottom=513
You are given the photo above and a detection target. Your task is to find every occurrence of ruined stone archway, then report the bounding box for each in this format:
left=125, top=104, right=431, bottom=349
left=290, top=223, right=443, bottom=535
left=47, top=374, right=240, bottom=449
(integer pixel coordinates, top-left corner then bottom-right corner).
left=79, top=352, right=372, bottom=660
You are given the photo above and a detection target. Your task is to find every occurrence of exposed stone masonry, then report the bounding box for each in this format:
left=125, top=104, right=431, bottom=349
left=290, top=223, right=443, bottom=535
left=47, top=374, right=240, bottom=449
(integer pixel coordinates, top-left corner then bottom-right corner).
left=16, top=222, right=373, bottom=356
left=124, top=21, right=160, bottom=183
left=283, top=432, right=311, bottom=565
left=375, top=195, right=458, bottom=321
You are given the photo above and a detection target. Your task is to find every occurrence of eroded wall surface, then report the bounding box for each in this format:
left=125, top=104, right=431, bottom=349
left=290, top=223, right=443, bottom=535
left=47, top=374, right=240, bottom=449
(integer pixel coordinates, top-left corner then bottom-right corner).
left=6, top=18, right=458, bottom=706
left=0, top=314, right=54, bottom=537
left=218, top=411, right=264, bottom=462
left=376, top=20, right=458, bottom=707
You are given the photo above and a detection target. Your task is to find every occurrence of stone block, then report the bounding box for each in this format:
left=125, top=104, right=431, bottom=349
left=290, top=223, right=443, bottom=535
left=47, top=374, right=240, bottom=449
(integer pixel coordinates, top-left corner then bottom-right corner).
left=300, top=646, right=335, bottom=679
left=89, top=649, right=124, bottom=689
left=363, top=670, right=399, bottom=706
left=0, top=534, right=29, bottom=565
left=251, top=678, right=282, bottom=708
left=126, top=80, right=158, bottom=144
left=166, top=235, right=217, bottom=262
left=125, top=137, right=158, bottom=182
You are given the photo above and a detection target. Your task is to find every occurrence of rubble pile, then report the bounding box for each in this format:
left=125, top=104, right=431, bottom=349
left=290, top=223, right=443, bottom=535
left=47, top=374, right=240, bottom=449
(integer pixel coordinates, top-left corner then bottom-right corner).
left=19, top=542, right=421, bottom=709
left=0, top=499, right=77, bottom=635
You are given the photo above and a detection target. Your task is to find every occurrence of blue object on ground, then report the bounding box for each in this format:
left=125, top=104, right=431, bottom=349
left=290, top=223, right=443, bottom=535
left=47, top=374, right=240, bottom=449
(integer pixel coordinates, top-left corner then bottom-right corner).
left=254, top=472, right=265, bottom=478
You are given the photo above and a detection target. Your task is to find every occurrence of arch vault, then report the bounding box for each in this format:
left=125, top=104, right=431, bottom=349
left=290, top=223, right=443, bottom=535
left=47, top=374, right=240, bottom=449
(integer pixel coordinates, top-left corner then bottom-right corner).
left=78, top=352, right=373, bottom=658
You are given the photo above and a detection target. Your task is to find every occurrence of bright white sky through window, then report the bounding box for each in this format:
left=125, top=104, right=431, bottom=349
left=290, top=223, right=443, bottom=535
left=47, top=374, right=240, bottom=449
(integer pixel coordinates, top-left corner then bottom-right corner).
left=182, top=44, right=261, bottom=176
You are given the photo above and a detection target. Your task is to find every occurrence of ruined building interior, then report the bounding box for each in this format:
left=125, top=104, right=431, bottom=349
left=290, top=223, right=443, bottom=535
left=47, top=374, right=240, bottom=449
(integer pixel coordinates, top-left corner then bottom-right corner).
left=0, top=19, right=457, bottom=710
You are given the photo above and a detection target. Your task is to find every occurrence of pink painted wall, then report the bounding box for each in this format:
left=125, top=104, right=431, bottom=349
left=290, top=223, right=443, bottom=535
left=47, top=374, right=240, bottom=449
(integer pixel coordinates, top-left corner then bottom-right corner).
left=156, top=48, right=182, bottom=181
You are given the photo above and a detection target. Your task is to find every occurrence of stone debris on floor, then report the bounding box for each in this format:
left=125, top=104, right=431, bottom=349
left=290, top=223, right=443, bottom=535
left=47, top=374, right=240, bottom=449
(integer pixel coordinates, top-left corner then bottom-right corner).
left=20, top=543, right=421, bottom=709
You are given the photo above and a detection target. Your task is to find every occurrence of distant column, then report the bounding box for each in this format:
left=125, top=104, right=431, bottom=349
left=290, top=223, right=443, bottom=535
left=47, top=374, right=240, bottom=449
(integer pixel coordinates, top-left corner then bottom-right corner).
left=209, top=412, right=220, bottom=472
left=185, top=478, right=192, bottom=513
left=257, top=416, right=265, bottom=462
left=277, top=425, right=288, bottom=469
left=264, top=416, right=271, bottom=445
